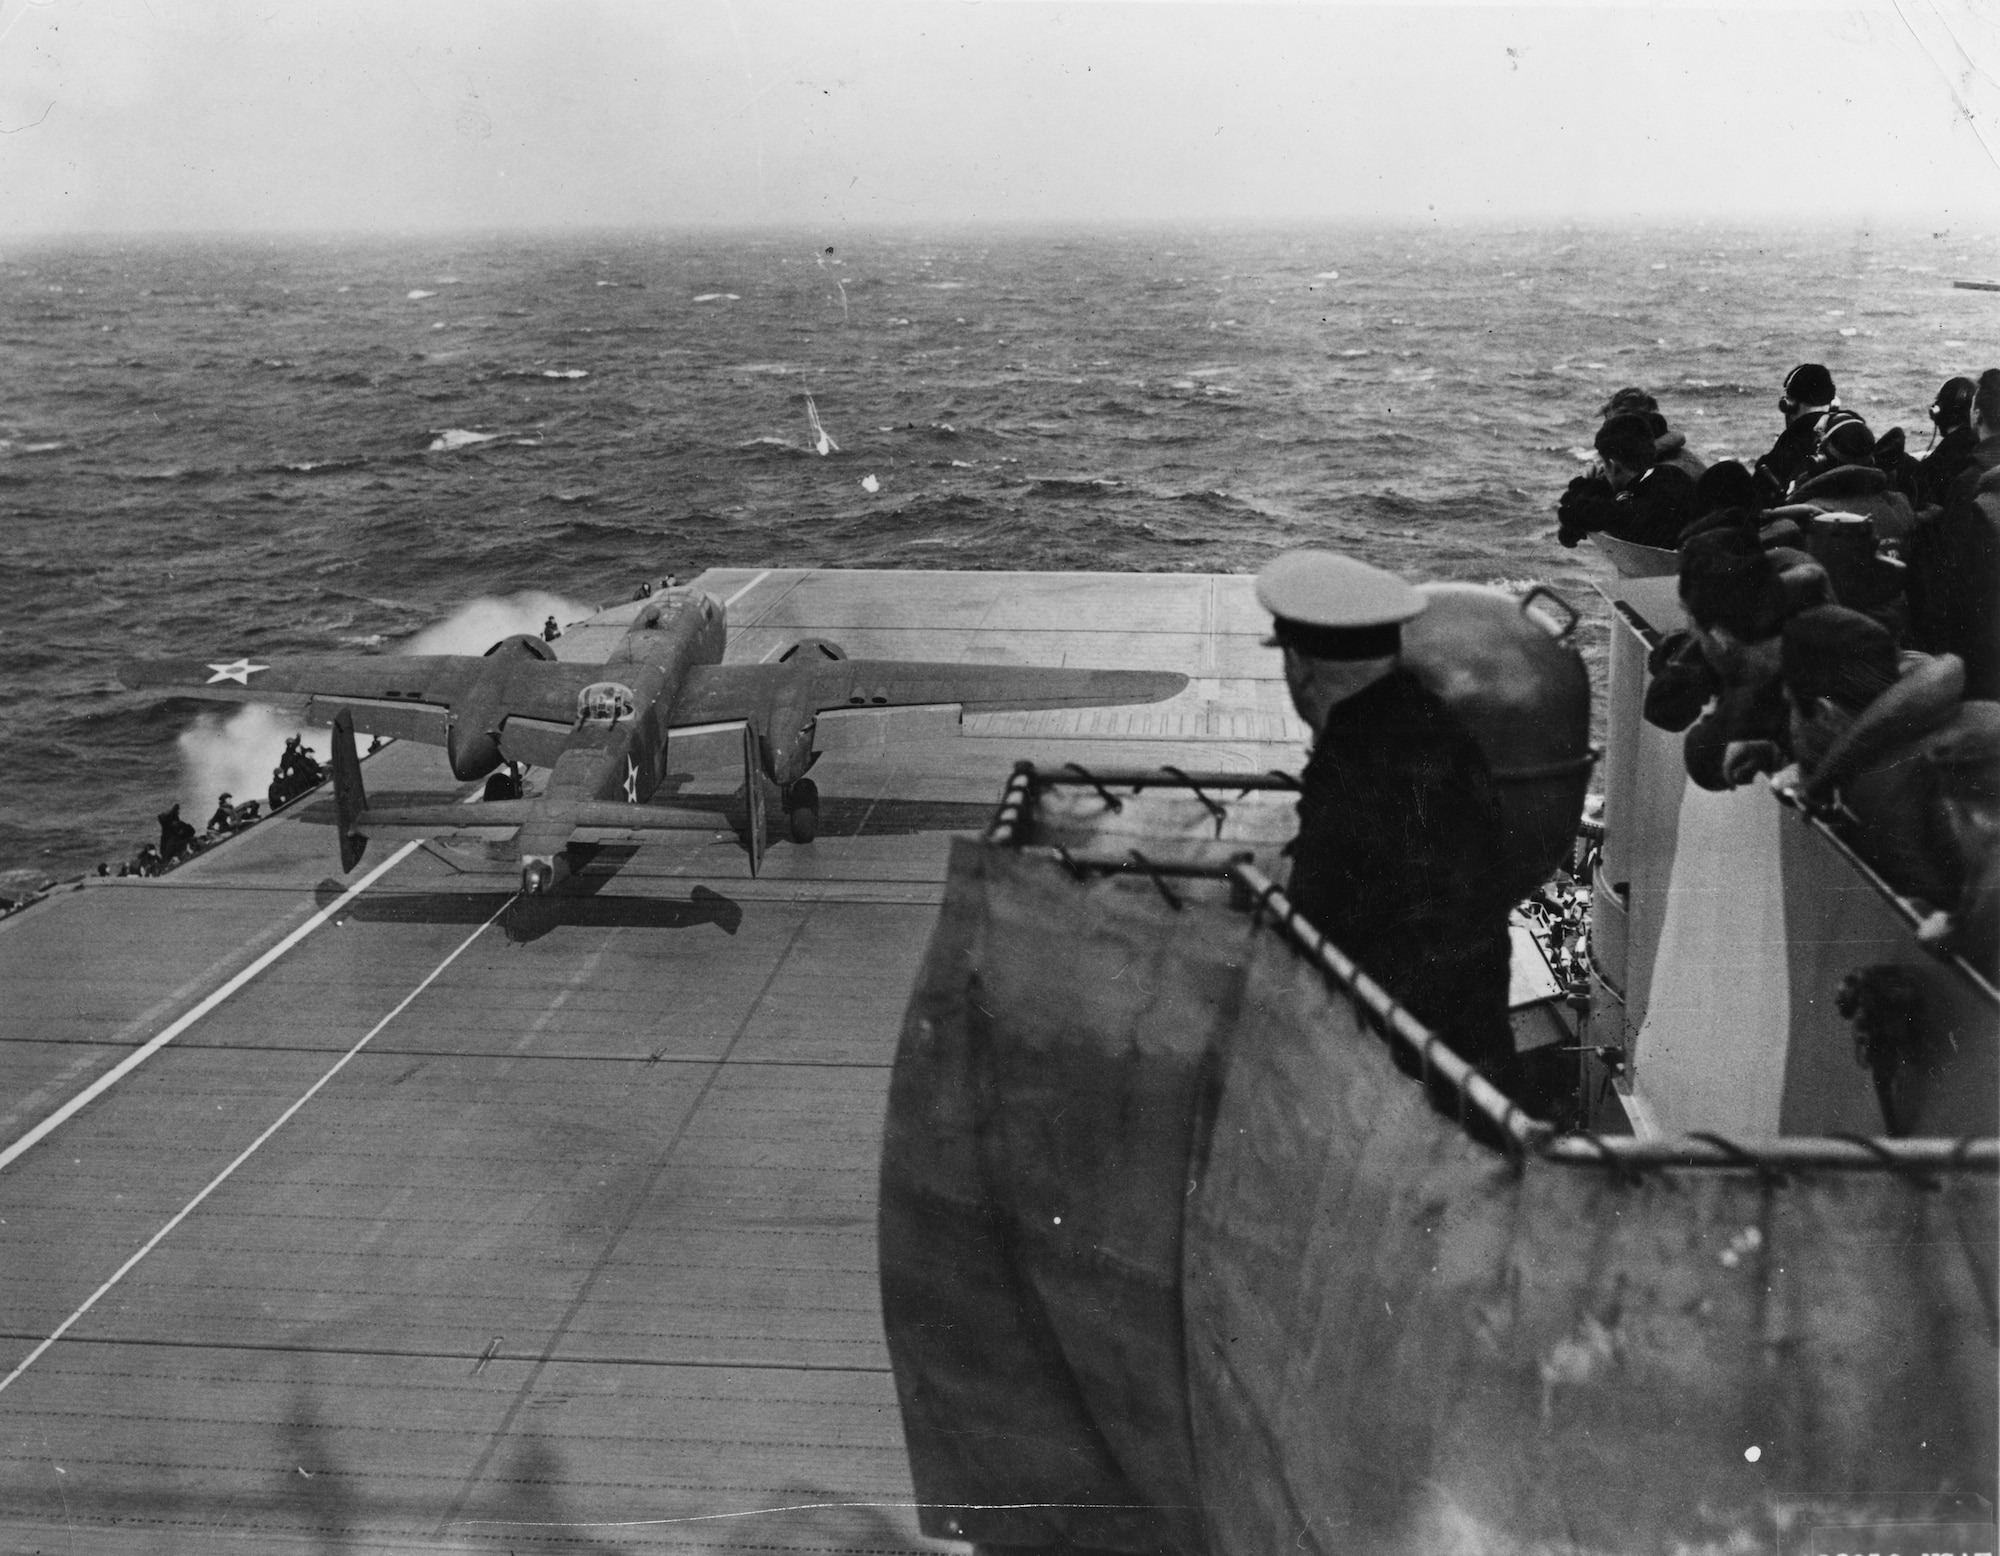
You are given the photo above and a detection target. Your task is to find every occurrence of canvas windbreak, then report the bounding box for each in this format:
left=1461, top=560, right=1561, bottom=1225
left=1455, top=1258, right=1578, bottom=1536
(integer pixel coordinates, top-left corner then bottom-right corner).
left=880, top=839, right=1998, bottom=1556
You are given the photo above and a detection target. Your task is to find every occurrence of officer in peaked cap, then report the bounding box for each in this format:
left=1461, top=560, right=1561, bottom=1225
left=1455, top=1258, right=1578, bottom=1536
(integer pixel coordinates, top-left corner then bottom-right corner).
left=1258, top=550, right=1517, bottom=1092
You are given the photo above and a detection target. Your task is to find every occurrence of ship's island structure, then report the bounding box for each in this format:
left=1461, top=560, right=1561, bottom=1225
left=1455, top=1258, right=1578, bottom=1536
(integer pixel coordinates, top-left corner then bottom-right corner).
left=0, top=565, right=1992, bottom=1553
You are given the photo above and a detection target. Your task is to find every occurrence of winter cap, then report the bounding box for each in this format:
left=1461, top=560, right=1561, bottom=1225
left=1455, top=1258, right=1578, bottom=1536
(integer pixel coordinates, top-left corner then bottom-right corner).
left=1694, top=460, right=1759, bottom=516
left=1780, top=605, right=1898, bottom=713
left=1594, top=413, right=1659, bottom=473
left=1679, top=527, right=1785, bottom=639
left=1783, top=363, right=1838, bottom=407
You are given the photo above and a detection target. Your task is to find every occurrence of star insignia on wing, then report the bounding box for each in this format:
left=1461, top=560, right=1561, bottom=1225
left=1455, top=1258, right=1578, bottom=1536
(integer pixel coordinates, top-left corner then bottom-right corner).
left=205, top=658, right=270, bottom=685
left=623, top=757, right=640, bottom=804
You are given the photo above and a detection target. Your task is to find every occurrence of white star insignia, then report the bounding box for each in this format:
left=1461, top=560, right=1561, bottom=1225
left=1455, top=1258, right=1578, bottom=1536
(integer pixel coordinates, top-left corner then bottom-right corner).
left=205, top=658, right=269, bottom=685
left=623, top=757, right=640, bottom=804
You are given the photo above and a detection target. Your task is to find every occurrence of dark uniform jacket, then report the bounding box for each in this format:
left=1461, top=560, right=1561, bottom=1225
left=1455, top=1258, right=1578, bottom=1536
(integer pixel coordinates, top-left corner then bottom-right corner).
left=1754, top=416, right=1823, bottom=503
left=1556, top=462, right=1696, bottom=551
left=1285, top=669, right=1513, bottom=1075
left=1904, top=480, right=2000, bottom=700
left=1917, top=425, right=1980, bottom=510
left=1789, top=463, right=1917, bottom=542
left=1940, top=432, right=2000, bottom=516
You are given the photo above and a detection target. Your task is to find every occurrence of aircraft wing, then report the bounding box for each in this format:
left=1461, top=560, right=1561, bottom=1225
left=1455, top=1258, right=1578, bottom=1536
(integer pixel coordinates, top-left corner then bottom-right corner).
left=118, top=654, right=605, bottom=747
left=670, top=660, right=1188, bottom=725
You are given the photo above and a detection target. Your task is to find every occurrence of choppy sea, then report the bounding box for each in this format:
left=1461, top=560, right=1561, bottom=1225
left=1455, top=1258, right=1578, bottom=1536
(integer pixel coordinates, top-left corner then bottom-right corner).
left=2, top=223, right=1992, bottom=879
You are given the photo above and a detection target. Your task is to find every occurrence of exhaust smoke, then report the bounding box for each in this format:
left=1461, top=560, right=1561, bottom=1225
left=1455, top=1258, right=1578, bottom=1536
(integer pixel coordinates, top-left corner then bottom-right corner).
left=177, top=705, right=331, bottom=821
left=402, top=592, right=591, bottom=657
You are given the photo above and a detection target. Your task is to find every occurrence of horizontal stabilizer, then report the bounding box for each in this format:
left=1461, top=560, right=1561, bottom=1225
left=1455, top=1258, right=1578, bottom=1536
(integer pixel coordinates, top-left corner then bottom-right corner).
left=353, top=799, right=724, bottom=838
left=564, top=801, right=730, bottom=831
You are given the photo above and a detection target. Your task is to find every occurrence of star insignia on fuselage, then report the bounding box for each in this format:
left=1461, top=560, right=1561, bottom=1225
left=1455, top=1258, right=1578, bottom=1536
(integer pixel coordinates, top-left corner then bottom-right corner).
left=623, top=757, right=640, bottom=804
left=205, top=658, right=269, bottom=685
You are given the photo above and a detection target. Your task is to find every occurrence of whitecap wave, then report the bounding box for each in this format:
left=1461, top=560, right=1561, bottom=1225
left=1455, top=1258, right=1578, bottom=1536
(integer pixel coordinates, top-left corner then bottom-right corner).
left=407, top=289, right=438, bottom=300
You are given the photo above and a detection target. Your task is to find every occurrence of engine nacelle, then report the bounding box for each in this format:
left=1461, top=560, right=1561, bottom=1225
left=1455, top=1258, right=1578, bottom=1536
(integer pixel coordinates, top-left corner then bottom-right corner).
left=485, top=634, right=558, bottom=662
left=447, top=722, right=504, bottom=781
left=758, top=705, right=820, bottom=788
left=446, top=635, right=553, bottom=780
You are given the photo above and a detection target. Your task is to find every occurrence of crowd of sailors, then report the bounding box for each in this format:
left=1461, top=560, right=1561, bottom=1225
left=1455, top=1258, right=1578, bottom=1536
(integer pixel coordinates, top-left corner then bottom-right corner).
left=99, top=736, right=328, bottom=879
left=1560, top=364, right=2000, bottom=977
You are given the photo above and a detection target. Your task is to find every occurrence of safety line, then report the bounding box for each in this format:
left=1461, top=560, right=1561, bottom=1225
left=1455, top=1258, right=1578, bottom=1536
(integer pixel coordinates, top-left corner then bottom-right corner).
left=0, top=840, right=424, bottom=1175
left=0, top=895, right=511, bottom=1399
left=722, top=569, right=773, bottom=609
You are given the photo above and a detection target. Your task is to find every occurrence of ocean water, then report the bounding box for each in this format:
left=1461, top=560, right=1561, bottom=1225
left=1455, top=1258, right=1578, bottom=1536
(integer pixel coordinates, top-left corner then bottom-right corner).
left=2, top=222, right=1991, bottom=879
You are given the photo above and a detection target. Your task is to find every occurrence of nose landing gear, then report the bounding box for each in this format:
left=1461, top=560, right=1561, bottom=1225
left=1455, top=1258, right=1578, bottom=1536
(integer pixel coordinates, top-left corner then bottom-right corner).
left=781, top=778, right=819, bottom=844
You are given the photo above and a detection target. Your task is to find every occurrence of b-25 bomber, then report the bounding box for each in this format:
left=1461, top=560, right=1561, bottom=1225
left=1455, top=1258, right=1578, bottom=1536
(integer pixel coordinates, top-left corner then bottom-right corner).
left=121, top=583, right=1187, bottom=892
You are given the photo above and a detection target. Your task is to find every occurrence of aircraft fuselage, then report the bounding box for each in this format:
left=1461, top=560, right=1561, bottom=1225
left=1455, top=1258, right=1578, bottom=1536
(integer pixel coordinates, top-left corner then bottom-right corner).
left=516, top=590, right=728, bottom=890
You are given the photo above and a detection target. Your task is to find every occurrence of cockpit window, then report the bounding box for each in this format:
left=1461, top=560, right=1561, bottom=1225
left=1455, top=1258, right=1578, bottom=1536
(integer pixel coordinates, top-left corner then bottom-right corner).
left=578, top=682, right=637, bottom=723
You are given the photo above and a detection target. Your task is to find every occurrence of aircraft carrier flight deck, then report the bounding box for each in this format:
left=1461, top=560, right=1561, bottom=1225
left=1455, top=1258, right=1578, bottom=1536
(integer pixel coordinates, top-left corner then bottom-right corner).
left=0, top=567, right=1307, bottom=1553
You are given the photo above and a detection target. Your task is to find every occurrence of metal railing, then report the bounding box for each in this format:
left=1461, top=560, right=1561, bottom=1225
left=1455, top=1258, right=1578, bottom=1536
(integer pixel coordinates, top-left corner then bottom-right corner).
left=984, top=761, right=1998, bottom=1178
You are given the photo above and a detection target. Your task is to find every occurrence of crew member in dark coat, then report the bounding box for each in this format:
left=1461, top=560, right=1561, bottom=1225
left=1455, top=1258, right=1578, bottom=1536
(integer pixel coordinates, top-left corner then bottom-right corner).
left=1556, top=413, right=1696, bottom=550
left=157, top=804, right=198, bottom=863
left=1598, top=387, right=1706, bottom=481
left=1918, top=376, right=1980, bottom=509
left=1906, top=370, right=2000, bottom=699
left=1258, top=551, right=1514, bottom=1082
left=1938, top=368, right=2000, bottom=514
left=1788, top=411, right=1918, bottom=541
left=1754, top=363, right=1838, bottom=503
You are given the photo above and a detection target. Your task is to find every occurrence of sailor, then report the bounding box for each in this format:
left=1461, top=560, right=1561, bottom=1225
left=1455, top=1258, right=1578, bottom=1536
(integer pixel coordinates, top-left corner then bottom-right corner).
left=1258, top=551, right=1515, bottom=1086
left=208, top=793, right=236, bottom=834
left=1905, top=368, right=2000, bottom=699
left=1917, top=376, right=1980, bottom=509
left=1556, top=413, right=1696, bottom=550
left=1598, top=386, right=1705, bottom=483
left=1787, top=412, right=1917, bottom=541
left=157, top=804, right=197, bottom=863
left=542, top=614, right=563, bottom=642
left=1753, top=363, right=1838, bottom=502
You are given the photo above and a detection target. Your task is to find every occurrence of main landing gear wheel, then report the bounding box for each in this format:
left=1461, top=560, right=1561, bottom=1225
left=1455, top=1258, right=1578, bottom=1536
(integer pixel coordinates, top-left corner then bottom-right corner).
left=782, top=778, right=819, bottom=844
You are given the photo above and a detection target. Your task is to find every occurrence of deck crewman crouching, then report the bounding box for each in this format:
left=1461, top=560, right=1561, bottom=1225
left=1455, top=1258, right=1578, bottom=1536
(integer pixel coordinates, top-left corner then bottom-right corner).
left=1258, top=550, right=1517, bottom=1094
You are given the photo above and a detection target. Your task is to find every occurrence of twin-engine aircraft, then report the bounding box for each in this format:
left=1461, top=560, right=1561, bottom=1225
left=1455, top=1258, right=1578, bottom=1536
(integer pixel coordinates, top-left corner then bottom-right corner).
left=121, top=585, right=1187, bottom=893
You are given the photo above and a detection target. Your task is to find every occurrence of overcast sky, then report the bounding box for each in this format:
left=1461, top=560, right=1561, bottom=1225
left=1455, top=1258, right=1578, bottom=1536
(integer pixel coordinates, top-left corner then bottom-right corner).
left=1, top=0, right=1995, bottom=233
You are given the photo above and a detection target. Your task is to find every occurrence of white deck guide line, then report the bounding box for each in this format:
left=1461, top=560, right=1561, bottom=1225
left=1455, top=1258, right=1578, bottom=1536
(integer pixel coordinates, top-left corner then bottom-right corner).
left=723, top=569, right=773, bottom=610
left=0, top=839, right=425, bottom=1175
left=0, top=894, right=513, bottom=1398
